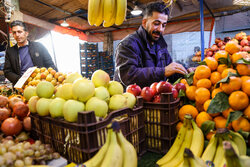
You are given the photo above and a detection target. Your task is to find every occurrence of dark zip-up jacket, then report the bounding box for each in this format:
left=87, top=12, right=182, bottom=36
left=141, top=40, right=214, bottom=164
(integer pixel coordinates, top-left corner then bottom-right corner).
left=4, top=41, right=57, bottom=84
left=114, top=26, right=180, bottom=88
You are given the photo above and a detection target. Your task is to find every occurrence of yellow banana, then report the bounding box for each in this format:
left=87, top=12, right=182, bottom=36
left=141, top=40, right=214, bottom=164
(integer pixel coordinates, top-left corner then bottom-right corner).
left=185, top=148, right=206, bottom=167
left=213, top=137, right=225, bottom=167
left=223, top=141, right=247, bottom=167
left=201, top=134, right=218, bottom=162
left=88, top=0, right=100, bottom=25
left=103, top=0, right=116, bottom=23
left=115, top=0, right=126, bottom=25
left=161, top=118, right=193, bottom=167
left=100, top=129, right=123, bottom=167
left=117, top=130, right=137, bottom=167
left=156, top=120, right=188, bottom=166
left=190, top=120, right=204, bottom=157
left=103, top=16, right=115, bottom=27
left=94, top=0, right=104, bottom=26
left=229, top=130, right=247, bottom=155
left=83, top=129, right=111, bottom=167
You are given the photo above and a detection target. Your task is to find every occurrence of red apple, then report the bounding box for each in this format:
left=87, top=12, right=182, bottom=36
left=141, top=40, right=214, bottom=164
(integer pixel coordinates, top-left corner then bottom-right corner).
left=220, top=45, right=225, bottom=50
left=140, top=87, right=154, bottom=102
left=153, top=94, right=161, bottom=103
left=156, top=81, right=172, bottom=94
left=218, top=41, right=224, bottom=47
left=150, top=82, right=158, bottom=95
left=174, top=83, right=186, bottom=92
left=242, top=46, right=250, bottom=52
left=172, top=88, right=178, bottom=99
left=247, top=35, right=250, bottom=41
left=210, top=44, right=219, bottom=52
left=240, top=39, right=249, bottom=46
left=235, top=32, right=246, bottom=41
left=206, top=50, right=213, bottom=57
left=215, top=38, right=222, bottom=44
left=126, top=84, right=141, bottom=97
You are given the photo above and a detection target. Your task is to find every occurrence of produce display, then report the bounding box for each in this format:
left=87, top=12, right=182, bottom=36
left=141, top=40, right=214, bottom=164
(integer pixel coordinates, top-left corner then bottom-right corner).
left=88, top=0, right=126, bottom=27
left=25, top=69, right=136, bottom=122
left=178, top=32, right=250, bottom=140
left=81, top=122, right=137, bottom=167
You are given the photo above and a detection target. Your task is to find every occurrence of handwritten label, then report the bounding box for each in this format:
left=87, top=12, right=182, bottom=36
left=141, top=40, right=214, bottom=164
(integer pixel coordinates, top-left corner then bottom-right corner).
left=14, top=67, right=37, bottom=89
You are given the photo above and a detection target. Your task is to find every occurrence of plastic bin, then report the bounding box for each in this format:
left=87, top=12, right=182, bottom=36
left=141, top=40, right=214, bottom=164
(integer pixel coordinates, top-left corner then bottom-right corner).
left=143, top=93, right=180, bottom=154
left=30, top=98, right=146, bottom=163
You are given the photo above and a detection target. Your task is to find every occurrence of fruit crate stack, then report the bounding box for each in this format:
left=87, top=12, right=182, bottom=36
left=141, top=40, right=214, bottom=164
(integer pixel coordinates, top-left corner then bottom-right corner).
left=143, top=93, right=180, bottom=154
left=30, top=100, right=146, bottom=163
left=98, top=51, right=114, bottom=80
left=80, top=43, right=99, bottom=78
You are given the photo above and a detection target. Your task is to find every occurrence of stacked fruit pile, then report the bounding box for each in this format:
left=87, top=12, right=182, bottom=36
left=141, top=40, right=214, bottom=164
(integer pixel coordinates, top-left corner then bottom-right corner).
left=81, top=122, right=137, bottom=167
left=88, top=0, right=126, bottom=27
left=178, top=32, right=250, bottom=139
left=23, top=67, right=66, bottom=89
left=25, top=69, right=136, bottom=122
left=0, top=136, right=60, bottom=166
left=156, top=115, right=204, bottom=167
left=0, top=95, right=31, bottom=137
left=192, top=32, right=249, bottom=62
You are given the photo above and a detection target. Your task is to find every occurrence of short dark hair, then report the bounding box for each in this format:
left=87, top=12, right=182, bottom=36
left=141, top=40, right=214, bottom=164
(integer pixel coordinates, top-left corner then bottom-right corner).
left=143, top=2, right=169, bottom=18
left=10, top=20, right=28, bottom=31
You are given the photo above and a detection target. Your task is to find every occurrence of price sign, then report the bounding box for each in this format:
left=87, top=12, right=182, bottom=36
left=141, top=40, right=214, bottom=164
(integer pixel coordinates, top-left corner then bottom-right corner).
left=14, top=66, right=37, bottom=89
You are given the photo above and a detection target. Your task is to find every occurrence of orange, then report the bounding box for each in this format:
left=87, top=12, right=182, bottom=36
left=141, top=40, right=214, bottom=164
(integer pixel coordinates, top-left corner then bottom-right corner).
left=180, top=79, right=189, bottom=87
left=236, top=64, right=250, bottom=76
left=211, top=88, right=223, bottom=98
left=179, top=105, right=199, bottom=122
left=203, top=99, right=220, bottom=117
left=221, top=68, right=237, bottom=78
left=195, top=88, right=211, bottom=104
left=243, top=105, right=250, bottom=120
left=214, top=50, right=228, bottom=61
left=195, top=111, right=212, bottom=127
left=241, top=76, right=250, bottom=83
left=225, top=41, right=241, bottom=55
left=214, top=116, right=232, bottom=129
left=186, top=86, right=197, bottom=101
left=242, top=79, right=250, bottom=96
left=220, top=76, right=242, bottom=94
left=204, top=57, right=218, bottom=71
left=229, top=91, right=249, bottom=110
left=193, top=75, right=198, bottom=86
left=194, top=65, right=211, bottom=80
left=176, top=121, right=183, bottom=131
left=210, top=72, right=222, bottom=85
left=232, top=116, right=250, bottom=132
left=197, top=79, right=212, bottom=89
left=217, top=64, right=228, bottom=73
left=206, top=131, right=216, bottom=140
left=231, top=52, right=243, bottom=63
left=222, top=108, right=234, bottom=118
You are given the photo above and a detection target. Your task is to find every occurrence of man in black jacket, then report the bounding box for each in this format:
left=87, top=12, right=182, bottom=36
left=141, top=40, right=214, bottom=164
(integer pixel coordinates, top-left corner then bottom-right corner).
left=4, top=20, right=57, bottom=85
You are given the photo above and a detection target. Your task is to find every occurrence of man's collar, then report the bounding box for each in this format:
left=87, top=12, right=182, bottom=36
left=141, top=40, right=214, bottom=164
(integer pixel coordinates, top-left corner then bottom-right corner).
left=17, top=41, right=29, bottom=48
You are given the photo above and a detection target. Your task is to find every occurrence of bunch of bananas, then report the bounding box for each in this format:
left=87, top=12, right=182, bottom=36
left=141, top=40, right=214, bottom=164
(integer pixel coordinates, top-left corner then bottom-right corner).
left=82, top=122, right=137, bottom=167
left=201, top=128, right=247, bottom=167
left=88, top=0, right=127, bottom=27
left=182, top=148, right=207, bottom=167
left=156, top=114, right=204, bottom=167
left=223, top=141, right=250, bottom=167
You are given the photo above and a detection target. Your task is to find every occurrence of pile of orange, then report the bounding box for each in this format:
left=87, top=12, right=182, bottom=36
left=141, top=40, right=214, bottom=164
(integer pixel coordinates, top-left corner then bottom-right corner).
left=177, top=32, right=250, bottom=138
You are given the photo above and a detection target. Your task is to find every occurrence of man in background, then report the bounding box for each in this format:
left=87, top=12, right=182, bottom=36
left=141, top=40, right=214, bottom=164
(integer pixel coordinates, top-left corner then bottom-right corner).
left=4, top=20, right=57, bottom=85
left=114, top=2, right=188, bottom=88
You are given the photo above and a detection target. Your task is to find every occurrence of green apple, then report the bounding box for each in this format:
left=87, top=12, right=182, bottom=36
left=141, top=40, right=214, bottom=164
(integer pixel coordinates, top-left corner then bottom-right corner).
left=64, top=72, right=82, bottom=83
left=24, top=86, right=37, bottom=101
left=49, top=97, right=66, bottom=118
left=94, top=86, right=110, bottom=102
left=63, top=100, right=85, bottom=122
left=108, top=81, right=124, bottom=96
left=36, top=81, right=54, bottom=98
left=123, top=92, right=136, bottom=109
left=28, top=96, right=39, bottom=113
left=109, top=94, right=127, bottom=111
left=91, top=69, right=110, bottom=87
left=72, top=78, right=95, bottom=102
left=86, top=97, right=108, bottom=118
left=36, top=98, right=52, bottom=116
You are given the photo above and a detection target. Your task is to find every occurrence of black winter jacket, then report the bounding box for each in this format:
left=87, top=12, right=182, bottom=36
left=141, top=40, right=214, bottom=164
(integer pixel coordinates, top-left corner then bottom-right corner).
left=4, top=41, right=57, bottom=84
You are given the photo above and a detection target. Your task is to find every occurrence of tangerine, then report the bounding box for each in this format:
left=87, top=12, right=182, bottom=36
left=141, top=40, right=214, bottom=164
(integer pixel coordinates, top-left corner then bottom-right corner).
left=214, top=116, right=232, bottom=129
left=232, top=116, right=250, bottom=132
left=220, top=76, right=242, bottom=94
left=210, top=72, right=222, bottom=85
left=222, top=108, right=234, bottom=119
left=229, top=91, right=249, bottom=110
left=217, top=64, right=228, bottom=73
left=195, top=111, right=212, bottom=127
left=242, top=79, right=250, bottom=96
left=197, top=79, right=212, bottom=89
left=176, top=121, right=183, bottom=131
left=186, top=86, right=197, bottom=101
left=179, top=105, right=199, bottom=122
left=236, top=64, right=250, bottom=76
left=194, top=65, right=211, bottom=80
left=221, top=68, right=237, bottom=78
left=211, top=88, right=223, bottom=98
left=195, top=87, right=211, bottom=104
left=225, top=41, right=241, bottom=55
left=214, top=50, right=228, bottom=61
left=204, top=57, right=218, bottom=71
left=243, top=105, right=250, bottom=120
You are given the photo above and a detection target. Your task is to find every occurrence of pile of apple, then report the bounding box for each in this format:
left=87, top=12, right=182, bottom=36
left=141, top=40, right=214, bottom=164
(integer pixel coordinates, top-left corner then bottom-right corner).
left=192, top=32, right=250, bottom=62
left=23, top=67, right=66, bottom=89
left=0, top=95, right=31, bottom=137
left=126, top=81, right=186, bottom=102
left=24, top=70, right=137, bottom=123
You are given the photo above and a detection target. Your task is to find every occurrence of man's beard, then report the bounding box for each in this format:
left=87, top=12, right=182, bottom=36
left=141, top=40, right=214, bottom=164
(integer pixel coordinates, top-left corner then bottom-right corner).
left=148, top=30, right=162, bottom=42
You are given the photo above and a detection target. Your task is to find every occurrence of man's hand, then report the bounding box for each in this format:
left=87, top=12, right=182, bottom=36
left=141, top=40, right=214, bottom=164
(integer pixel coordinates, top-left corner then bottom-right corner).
left=187, top=67, right=197, bottom=73
left=164, top=62, right=188, bottom=77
